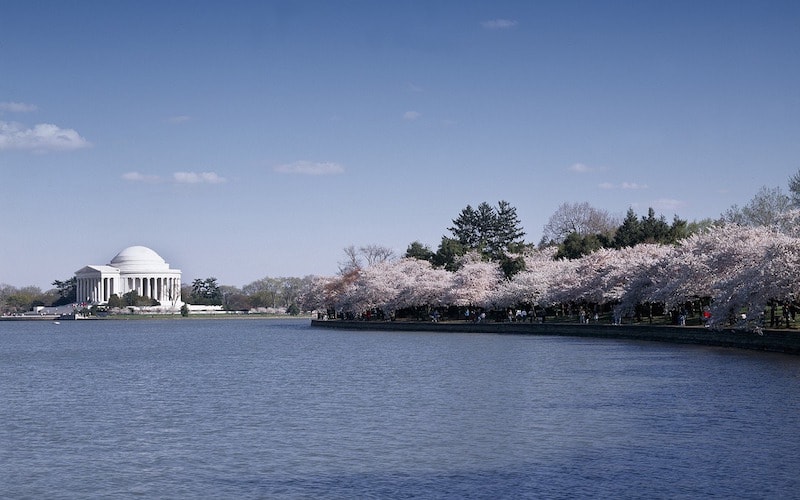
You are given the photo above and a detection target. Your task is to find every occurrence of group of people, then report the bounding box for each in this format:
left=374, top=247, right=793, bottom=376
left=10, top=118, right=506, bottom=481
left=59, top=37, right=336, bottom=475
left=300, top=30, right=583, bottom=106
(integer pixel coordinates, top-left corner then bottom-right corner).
left=463, top=309, right=487, bottom=323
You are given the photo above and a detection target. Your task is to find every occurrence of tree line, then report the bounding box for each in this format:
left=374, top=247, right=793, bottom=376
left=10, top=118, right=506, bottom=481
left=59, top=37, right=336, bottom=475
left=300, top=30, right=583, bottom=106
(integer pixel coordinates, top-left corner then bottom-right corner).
left=307, top=220, right=800, bottom=330
left=306, top=169, right=800, bottom=329
left=402, top=201, right=694, bottom=276
left=2, top=169, right=798, bottom=317
left=0, top=275, right=315, bottom=316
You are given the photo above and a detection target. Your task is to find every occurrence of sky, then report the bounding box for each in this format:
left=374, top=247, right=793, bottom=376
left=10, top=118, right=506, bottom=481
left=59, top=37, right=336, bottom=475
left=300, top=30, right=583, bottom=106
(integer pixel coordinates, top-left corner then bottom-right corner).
left=1, top=0, right=799, bottom=290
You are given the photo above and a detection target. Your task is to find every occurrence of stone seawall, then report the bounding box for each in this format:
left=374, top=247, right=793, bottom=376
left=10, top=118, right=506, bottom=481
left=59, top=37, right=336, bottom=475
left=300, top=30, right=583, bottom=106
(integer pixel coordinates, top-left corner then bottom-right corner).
left=310, top=320, right=800, bottom=355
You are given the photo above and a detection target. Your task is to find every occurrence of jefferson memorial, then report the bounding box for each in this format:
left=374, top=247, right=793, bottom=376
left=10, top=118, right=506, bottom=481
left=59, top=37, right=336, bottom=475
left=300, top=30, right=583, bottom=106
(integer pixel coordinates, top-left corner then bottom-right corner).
left=74, top=246, right=182, bottom=307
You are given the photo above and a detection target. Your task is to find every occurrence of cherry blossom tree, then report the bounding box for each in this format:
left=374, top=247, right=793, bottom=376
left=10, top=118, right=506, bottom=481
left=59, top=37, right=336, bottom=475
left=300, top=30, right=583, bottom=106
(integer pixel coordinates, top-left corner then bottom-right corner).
left=446, top=252, right=504, bottom=309
left=776, top=208, right=800, bottom=237
left=387, top=258, right=452, bottom=312
left=642, top=229, right=718, bottom=310
left=704, top=225, right=800, bottom=328
left=495, top=254, right=572, bottom=309
left=308, top=219, right=800, bottom=331
left=575, top=244, right=669, bottom=308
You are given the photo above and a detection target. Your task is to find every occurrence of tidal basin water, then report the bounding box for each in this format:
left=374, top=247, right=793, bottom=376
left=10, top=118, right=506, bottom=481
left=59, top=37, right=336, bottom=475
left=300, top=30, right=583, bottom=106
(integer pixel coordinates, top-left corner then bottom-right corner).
left=2, top=319, right=799, bottom=499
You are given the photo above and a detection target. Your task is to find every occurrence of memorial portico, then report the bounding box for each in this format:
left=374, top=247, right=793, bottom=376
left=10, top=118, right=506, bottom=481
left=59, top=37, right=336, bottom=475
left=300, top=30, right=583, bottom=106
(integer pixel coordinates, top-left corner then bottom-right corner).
left=75, top=246, right=182, bottom=308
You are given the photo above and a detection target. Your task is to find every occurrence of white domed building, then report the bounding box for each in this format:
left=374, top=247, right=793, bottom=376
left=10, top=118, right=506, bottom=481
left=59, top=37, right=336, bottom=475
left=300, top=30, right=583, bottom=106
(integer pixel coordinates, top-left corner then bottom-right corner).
left=74, top=246, right=182, bottom=308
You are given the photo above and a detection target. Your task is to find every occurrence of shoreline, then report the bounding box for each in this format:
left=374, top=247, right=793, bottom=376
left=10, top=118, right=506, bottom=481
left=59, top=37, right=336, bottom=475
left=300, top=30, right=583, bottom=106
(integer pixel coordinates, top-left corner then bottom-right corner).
left=0, top=314, right=311, bottom=321
left=310, top=320, right=800, bottom=355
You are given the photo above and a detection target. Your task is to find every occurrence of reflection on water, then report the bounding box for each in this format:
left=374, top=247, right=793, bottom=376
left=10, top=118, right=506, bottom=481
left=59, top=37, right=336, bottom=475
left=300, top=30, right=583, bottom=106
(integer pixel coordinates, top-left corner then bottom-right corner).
left=2, top=319, right=799, bottom=498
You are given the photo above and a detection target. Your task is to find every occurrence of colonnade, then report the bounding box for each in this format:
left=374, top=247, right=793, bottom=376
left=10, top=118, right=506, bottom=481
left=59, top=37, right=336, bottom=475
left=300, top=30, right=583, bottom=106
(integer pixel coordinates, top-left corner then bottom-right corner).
left=76, top=275, right=181, bottom=304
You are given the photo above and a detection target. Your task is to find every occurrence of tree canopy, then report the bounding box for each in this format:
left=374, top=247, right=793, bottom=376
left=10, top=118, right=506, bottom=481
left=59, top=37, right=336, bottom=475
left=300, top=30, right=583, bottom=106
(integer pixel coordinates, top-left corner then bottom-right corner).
left=541, top=201, right=618, bottom=245
left=448, top=200, right=525, bottom=259
left=722, top=185, right=792, bottom=229
left=309, top=223, right=800, bottom=332
left=190, top=277, right=222, bottom=305
left=430, top=200, right=528, bottom=275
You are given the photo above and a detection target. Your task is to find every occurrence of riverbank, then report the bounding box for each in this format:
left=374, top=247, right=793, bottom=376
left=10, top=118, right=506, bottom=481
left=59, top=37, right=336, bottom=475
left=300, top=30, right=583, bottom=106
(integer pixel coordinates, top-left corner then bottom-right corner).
left=310, top=319, right=800, bottom=355
left=0, top=313, right=312, bottom=321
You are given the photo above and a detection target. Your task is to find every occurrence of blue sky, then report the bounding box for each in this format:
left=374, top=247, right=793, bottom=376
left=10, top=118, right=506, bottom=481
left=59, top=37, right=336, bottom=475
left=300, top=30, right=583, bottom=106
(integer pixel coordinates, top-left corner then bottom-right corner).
left=1, top=0, right=799, bottom=289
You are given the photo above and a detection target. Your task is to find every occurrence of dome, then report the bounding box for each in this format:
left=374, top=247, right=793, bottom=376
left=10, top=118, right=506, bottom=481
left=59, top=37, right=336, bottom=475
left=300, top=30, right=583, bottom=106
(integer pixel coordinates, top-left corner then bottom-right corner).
left=110, top=245, right=169, bottom=271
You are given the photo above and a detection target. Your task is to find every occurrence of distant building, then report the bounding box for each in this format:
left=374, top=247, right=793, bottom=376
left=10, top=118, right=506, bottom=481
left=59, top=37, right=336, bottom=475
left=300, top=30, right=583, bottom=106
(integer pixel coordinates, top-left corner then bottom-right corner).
left=74, top=246, right=182, bottom=307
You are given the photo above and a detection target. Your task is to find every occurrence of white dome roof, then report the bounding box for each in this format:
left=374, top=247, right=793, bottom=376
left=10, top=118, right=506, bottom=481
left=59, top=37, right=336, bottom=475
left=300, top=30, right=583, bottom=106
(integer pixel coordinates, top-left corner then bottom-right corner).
left=110, top=245, right=170, bottom=271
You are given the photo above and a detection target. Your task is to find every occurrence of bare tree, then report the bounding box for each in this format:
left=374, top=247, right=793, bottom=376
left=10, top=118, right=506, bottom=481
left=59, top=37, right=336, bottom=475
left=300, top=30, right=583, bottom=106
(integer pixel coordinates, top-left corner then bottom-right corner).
left=337, top=244, right=396, bottom=274
left=789, top=169, right=800, bottom=208
left=338, top=245, right=362, bottom=274
left=541, top=202, right=619, bottom=245
left=360, top=244, right=396, bottom=266
left=722, top=186, right=791, bottom=229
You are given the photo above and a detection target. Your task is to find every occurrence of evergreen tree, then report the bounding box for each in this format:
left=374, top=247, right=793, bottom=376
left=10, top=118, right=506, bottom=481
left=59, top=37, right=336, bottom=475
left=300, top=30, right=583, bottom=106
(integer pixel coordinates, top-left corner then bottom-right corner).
left=492, top=200, right=526, bottom=257
left=448, top=200, right=526, bottom=260
left=448, top=204, right=481, bottom=249
left=669, top=215, right=690, bottom=242
left=107, top=294, right=122, bottom=308
left=51, top=277, right=77, bottom=306
left=640, top=208, right=671, bottom=243
left=499, top=254, right=526, bottom=279
left=405, top=241, right=435, bottom=262
left=433, top=237, right=465, bottom=271
left=556, top=232, right=609, bottom=259
left=614, top=208, right=642, bottom=248
left=190, top=277, right=222, bottom=305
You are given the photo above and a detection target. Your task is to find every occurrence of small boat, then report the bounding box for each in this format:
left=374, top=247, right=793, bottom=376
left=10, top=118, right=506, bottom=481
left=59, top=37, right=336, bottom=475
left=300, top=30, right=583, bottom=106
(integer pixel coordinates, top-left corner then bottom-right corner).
left=53, top=321, right=60, bottom=325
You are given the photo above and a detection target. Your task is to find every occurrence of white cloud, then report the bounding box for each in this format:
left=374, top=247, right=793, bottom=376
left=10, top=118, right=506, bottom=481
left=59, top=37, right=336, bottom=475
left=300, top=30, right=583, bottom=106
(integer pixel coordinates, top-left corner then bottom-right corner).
left=0, top=102, right=38, bottom=113
left=598, top=181, right=648, bottom=190
left=569, top=162, right=606, bottom=174
left=403, top=111, right=421, bottom=121
left=0, top=121, right=90, bottom=152
left=122, top=171, right=161, bottom=183
left=167, top=115, right=191, bottom=124
left=569, top=163, right=592, bottom=173
left=482, top=19, right=518, bottom=29
left=274, top=161, right=345, bottom=176
left=652, top=198, right=684, bottom=211
left=123, top=171, right=227, bottom=184
left=173, top=171, right=227, bottom=184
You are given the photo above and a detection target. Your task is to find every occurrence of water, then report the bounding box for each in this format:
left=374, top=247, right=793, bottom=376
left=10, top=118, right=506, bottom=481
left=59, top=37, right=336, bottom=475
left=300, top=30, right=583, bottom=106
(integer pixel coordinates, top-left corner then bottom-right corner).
left=1, top=319, right=799, bottom=499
